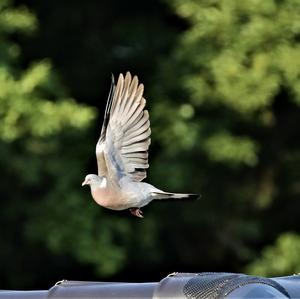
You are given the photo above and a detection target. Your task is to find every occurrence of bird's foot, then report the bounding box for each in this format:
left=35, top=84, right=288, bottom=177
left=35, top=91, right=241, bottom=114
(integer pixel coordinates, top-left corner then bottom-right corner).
left=129, top=208, right=144, bottom=218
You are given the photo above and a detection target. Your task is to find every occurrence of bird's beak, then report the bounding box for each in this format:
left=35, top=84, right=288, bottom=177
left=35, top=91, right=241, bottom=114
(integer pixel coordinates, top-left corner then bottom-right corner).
left=82, top=179, right=87, bottom=186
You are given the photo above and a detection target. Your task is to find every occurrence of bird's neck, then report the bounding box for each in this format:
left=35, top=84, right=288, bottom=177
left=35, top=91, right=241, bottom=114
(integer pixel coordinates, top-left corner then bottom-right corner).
left=90, top=176, right=107, bottom=191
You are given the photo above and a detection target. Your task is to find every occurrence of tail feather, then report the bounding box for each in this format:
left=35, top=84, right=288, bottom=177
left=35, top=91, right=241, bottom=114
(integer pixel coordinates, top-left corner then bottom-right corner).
left=152, top=192, right=201, bottom=200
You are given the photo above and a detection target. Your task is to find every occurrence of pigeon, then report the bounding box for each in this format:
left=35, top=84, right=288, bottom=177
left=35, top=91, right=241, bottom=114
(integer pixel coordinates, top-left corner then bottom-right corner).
left=82, top=72, right=200, bottom=218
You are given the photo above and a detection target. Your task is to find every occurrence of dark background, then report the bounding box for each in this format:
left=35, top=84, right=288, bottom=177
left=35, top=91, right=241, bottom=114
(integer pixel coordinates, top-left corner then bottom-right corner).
left=0, top=0, right=299, bottom=289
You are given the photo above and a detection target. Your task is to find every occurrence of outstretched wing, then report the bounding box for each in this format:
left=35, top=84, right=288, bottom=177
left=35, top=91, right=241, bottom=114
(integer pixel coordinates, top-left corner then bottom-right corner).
left=96, top=72, right=151, bottom=182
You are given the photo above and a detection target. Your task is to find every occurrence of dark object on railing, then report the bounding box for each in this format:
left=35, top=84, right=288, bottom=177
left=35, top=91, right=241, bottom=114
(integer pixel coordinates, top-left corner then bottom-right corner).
left=1, top=272, right=299, bottom=298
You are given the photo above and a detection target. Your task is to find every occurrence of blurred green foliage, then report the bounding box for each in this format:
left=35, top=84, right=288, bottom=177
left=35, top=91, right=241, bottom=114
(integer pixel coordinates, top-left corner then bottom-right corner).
left=0, top=0, right=96, bottom=286
left=156, top=0, right=300, bottom=275
left=246, top=232, right=300, bottom=276
left=0, top=0, right=300, bottom=288
left=163, top=0, right=300, bottom=275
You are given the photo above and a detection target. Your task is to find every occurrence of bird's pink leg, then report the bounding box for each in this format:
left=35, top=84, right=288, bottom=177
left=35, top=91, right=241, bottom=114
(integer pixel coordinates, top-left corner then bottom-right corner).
left=129, top=208, right=144, bottom=218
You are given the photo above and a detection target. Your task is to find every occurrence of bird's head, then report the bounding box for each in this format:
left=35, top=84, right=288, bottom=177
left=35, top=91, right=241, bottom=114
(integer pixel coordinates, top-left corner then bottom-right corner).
left=82, top=174, right=101, bottom=187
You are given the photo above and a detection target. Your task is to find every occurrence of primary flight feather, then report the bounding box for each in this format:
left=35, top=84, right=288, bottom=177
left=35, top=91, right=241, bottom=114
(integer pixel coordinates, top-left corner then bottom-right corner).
left=82, top=72, right=199, bottom=218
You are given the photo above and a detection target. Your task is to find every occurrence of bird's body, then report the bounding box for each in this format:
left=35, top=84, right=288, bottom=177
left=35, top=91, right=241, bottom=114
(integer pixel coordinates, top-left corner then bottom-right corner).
left=82, top=72, right=199, bottom=217
left=88, top=175, right=152, bottom=210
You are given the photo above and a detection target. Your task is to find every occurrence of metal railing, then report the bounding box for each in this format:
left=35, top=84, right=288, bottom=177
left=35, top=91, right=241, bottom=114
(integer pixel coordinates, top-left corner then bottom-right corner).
left=1, top=272, right=299, bottom=298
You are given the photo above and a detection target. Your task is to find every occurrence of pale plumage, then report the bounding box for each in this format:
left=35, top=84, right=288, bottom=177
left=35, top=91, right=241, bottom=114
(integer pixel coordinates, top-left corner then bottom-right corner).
left=82, top=72, right=199, bottom=218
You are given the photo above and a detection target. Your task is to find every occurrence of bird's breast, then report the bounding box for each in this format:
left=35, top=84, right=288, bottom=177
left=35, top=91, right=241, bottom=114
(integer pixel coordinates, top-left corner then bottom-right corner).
left=91, top=185, right=126, bottom=210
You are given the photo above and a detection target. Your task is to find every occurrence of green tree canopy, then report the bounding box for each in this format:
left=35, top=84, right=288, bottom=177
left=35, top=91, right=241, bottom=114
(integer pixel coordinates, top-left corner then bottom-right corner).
left=246, top=232, right=300, bottom=276
left=0, top=0, right=97, bottom=287
left=149, top=0, right=300, bottom=274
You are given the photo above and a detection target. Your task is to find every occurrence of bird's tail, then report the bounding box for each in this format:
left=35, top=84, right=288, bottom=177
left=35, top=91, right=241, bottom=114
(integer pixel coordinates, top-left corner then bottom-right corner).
left=152, top=192, right=201, bottom=201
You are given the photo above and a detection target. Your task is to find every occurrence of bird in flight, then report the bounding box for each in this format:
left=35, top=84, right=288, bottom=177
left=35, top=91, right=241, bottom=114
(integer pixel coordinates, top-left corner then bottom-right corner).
left=82, top=72, right=199, bottom=218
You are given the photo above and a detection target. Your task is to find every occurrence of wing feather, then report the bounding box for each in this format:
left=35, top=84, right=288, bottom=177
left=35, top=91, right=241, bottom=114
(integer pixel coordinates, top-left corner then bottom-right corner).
left=126, top=111, right=149, bottom=136
left=123, top=129, right=151, bottom=147
left=96, top=72, right=151, bottom=182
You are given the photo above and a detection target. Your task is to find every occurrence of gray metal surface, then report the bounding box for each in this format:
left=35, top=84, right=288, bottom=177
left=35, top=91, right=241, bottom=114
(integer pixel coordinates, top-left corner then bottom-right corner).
left=227, top=284, right=289, bottom=298
left=153, top=272, right=294, bottom=298
left=0, top=290, right=47, bottom=298
left=273, top=276, right=300, bottom=299
left=0, top=272, right=299, bottom=298
left=48, top=280, right=156, bottom=298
